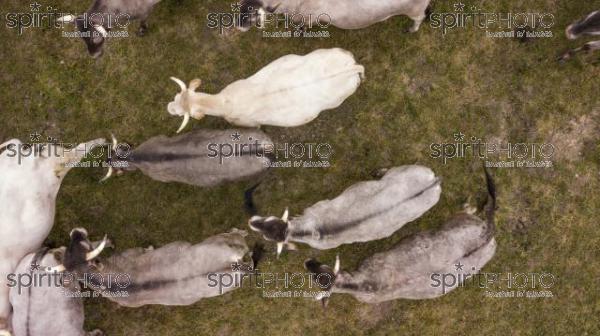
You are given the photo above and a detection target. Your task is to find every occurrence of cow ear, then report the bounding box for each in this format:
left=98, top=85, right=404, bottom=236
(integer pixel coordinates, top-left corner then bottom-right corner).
left=189, top=79, right=202, bottom=91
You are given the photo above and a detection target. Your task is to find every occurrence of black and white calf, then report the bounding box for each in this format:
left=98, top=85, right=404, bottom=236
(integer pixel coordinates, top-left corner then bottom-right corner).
left=101, top=129, right=273, bottom=187
left=249, top=165, right=441, bottom=256
left=58, top=0, right=162, bottom=58
left=305, top=168, right=497, bottom=305
left=239, top=0, right=431, bottom=33
left=560, top=10, right=600, bottom=61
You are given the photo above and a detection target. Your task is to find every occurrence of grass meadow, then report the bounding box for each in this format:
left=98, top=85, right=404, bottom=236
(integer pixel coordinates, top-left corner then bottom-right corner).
left=1, top=0, right=599, bottom=334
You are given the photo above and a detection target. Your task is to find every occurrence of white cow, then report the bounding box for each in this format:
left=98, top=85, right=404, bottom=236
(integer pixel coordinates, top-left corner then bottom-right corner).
left=238, top=0, right=431, bottom=33
left=167, top=48, right=364, bottom=132
left=0, top=138, right=104, bottom=334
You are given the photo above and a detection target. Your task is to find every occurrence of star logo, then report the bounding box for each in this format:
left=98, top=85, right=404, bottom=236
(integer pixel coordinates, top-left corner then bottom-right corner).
left=231, top=132, right=241, bottom=141
left=454, top=2, right=465, bottom=11
left=29, top=132, right=42, bottom=142
left=454, top=262, right=464, bottom=271
left=30, top=2, right=42, bottom=11
left=453, top=132, right=465, bottom=142
left=231, top=262, right=241, bottom=271
left=231, top=2, right=242, bottom=12
left=29, top=263, right=41, bottom=272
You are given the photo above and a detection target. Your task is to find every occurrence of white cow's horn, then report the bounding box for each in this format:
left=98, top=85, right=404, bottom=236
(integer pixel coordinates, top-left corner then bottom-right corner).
left=176, top=112, right=190, bottom=134
left=170, top=77, right=187, bottom=93
left=333, top=255, right=340, bottom=275
left=100, top=166, right=113, bottom=182
left=86, top=235, right=108, bottom=260
left=281, top=208, right=289, bottom=222
left=46, top=264, right=66, bottom=273
left=57, top=15, right=76, bottom=23
left=110, top=133, right=118, bottom=147
left=93, top=25, right=108, bottom=37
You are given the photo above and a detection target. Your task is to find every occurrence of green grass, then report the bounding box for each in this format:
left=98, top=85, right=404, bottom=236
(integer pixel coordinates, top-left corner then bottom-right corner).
left=1, top=0, right=599, bottom=335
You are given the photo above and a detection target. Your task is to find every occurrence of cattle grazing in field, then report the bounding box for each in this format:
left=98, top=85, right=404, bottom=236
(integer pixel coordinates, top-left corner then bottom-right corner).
left=10, top=244, right=104, bottom=336
left=248, top=165, right=442, bottom=257
left=238, top=0, right=432, bottom=33
left=559, top=10, right=600, bottom=61
left=304, top=168, right=497, bottom=306
left=167, top=48, right=364, bottom=132
left=57, top=0, right=162, bottom=58
left=101, top=129, right=273, bottom=186
left=0, top=138, right=104, bottom=335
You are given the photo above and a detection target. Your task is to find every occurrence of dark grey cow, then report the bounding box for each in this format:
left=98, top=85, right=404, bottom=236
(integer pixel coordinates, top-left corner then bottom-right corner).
left=9, top=246, right=104, bottom=336
left=239, top=0, right=431, bottom=33
left=249, top=165, right=441, bottom=256
left=58, top=0, right=162, bottom=57
left=102, top=129, right=273, bottom=187
left=305, top=168, right=497, bottom=305
left=560, top=10, right=600, bottom=61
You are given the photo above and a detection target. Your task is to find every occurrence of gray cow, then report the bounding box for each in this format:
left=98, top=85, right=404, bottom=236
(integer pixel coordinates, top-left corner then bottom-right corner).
left=85, top=229, right=252, bottom=307
left=560, top=10, right=600, bottom=61
left=249, top=165, right=441, bottom=256
left=58, top=0, right=162, bottom=57
left=102, top=129, right=273, bottom=187
left=239, top=0, right=431, bottom=33
left=305, top=168, right=497, bottom=305
left=9, top=247, right=104, bottom=336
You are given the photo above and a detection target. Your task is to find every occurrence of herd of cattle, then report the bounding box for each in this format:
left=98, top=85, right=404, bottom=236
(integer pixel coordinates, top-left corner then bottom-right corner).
left=1, top=1, right=598, bottom=335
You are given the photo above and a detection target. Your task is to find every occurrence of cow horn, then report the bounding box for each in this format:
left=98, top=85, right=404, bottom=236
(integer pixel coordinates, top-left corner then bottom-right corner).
left=276, top=242, right=284, bottom=259
left=110, top=133, right=118, bottom=147
left=46, top=264, right=66, bottom=273
left=189, top=78, right=201, bottom=91
left=171, top=77, right=187, bottom=92
left=86, top=235, right=108, bottom=260
left=93, top=25, right=108, bottom=37
left=176, top=112, right=190, bottom=134
left=333, top=255, right=340, bottom=275
left=258, top=8, right=267, bottom=28
left=100, top=166, right=113, bottom=182
left=281, top=208, right=289, bottom=222
left=57, top=15, right=76, bottom=23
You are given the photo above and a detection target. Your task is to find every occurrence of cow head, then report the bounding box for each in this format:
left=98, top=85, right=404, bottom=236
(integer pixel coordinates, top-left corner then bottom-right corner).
left=57, top=15, right=108, bottom=58
left=566, top=10, right=600, bottom=40
left=248, top=208, right=290, bottom=258
left=304, top=255, right=340, bottom=307
left=101, top=134, right=135, bottom=182
left=237, top=0, right=267, bottom=31
left=46, top=228, right=109, bottom=273
left=168, top=77, right=205, bottom=133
